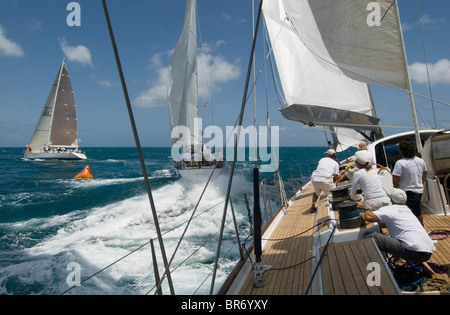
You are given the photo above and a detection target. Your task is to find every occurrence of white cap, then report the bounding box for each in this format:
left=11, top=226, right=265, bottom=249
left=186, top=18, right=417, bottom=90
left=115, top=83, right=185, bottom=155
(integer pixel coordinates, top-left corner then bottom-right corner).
left=355, top=155, right=369, bottom=165
left=325, top=149, right=336, bottom=156
left=390, top=188, right=407, bottom=204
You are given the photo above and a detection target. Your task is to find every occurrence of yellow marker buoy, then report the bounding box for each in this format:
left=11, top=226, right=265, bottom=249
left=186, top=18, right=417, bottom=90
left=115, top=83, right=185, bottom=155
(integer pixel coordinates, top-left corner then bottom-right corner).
left=74, top=165, right=93, bottom=179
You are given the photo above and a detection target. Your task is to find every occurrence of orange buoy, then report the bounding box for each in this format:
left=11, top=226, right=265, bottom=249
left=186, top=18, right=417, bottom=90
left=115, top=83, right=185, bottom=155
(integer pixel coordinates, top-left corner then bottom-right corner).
left=74, top=165, right=93, bottom=179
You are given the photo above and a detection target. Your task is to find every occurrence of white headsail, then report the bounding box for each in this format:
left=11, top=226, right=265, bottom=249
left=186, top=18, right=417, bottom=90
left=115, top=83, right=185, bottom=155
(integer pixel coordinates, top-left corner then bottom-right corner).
left=281, top=0, right=409, bottom=89
left=262, top=0, right=415, bottom=151
left=167, top=0, right=199, bottom=146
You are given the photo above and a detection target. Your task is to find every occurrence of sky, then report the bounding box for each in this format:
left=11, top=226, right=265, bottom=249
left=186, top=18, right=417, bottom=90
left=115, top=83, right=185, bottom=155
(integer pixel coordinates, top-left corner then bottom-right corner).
left=0, top=0, right=449, bottom=148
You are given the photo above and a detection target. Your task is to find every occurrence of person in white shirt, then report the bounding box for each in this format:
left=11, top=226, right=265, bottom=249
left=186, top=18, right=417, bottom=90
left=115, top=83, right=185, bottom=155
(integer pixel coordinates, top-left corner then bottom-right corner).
left=354, top=142, right=373, bottom=163
left=363, top=188, right=435, bottom=263
left=392, top=140, right=427, bottom=225
left=350, top=155, right=391, bottom=210
left=309, top=149, right=340, bottom=212
left=182, top=151, right=192, bottom=162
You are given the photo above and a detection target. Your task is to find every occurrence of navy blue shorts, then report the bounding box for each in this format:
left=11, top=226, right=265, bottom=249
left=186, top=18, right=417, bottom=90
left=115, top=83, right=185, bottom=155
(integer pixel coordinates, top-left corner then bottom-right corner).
left=406, top=191, right=422, bottom=217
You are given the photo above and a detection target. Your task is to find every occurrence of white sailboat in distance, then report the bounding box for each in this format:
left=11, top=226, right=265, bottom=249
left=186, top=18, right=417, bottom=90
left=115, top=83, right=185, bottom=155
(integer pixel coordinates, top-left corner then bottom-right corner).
left=24, top=59, right=86, bottom=160
left=167, top=0, right=225, bottom=180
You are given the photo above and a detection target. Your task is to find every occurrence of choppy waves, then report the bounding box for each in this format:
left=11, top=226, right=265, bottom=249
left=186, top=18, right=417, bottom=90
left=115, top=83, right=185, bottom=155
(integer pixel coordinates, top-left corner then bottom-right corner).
left=0, top=165, right=254, bottom=294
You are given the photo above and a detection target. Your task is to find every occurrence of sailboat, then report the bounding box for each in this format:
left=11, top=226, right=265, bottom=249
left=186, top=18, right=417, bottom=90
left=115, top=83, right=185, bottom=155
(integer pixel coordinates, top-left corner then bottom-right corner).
left=219, top=0, right=450, bottom=295
left=62, top=0, right=448, bottom=296
left=167, top=0, right=225, bottom=180
left=24, top=59, right=86, bottom=160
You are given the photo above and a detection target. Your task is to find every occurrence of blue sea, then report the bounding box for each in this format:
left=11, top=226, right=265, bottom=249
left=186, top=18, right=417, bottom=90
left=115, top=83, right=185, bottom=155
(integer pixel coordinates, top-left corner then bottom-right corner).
left=0, top=146, right=354, bottom=295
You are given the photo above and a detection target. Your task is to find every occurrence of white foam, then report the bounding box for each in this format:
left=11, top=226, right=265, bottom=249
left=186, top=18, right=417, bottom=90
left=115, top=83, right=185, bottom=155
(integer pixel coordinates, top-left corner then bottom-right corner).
left=1, top=173, right=255, bottom=295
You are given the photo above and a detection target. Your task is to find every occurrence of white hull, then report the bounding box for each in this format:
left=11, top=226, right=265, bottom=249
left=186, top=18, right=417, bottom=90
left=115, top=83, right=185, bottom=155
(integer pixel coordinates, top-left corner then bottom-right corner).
left=24, top=151, right=87, bottom=160
left=177, top=166, right=223, bottom=181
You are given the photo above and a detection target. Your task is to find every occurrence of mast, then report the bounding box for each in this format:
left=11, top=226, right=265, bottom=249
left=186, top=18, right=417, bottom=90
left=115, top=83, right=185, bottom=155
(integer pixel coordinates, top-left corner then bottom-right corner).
left=395, top=1, right=423, bottom=153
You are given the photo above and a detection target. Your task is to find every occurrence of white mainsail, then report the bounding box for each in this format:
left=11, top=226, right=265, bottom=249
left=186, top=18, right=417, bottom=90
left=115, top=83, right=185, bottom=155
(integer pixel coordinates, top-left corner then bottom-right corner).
left=167, top=0, right=199, bottom=146
left=27, top=59, right=79, bottom=153
left=262, top=0, right=416, bottom=151
left=262, top=0, right=381, bottom=150
left=281, top=0, right=409, bottom=89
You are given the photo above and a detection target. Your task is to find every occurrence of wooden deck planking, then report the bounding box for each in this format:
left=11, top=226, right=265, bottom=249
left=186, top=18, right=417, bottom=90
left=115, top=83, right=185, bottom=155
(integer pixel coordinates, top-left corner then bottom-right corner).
left=235, top=185, right=450, bottom=295
left=239, top=185, right=319, bottom=295
left=320, top=239, right=400, bottom=295
left=422, top=211, right=450, bottom=288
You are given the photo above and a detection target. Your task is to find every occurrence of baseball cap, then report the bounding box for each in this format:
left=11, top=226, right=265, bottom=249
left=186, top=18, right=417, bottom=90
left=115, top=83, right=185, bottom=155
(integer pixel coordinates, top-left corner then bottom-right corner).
left=355, top=155, right=369, bottom=165
left=325, top=149, right=336, bottom=156
left=390, top=188, right=407, bottom=204
left=359, top=143, right=366, bottom=149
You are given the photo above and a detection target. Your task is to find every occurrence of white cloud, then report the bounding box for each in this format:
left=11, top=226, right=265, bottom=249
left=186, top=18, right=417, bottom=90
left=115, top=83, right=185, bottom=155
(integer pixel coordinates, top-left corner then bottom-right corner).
left=402, top=14, right=444, bottom=31
left=134, top=43, right=241, bottom=108
left=134, top=66, right=169, bottom=108
left=409, top=58, right=450, bottom=86
left=59, top=37, right=93, bottom=67
left=98, top=79, right=119, bottom=89
left=0, top=24, right=24, bottom=57
left=26, top=19, right=42, bottom=33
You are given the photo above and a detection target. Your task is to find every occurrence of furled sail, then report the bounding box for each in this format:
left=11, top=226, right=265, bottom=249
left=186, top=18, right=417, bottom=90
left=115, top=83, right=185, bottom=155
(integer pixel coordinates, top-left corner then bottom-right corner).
left=262, top=0, right=380, bottom=151
left=27, top=60, right=79, bottom=152
left=167, top=0, right=199, bottom=145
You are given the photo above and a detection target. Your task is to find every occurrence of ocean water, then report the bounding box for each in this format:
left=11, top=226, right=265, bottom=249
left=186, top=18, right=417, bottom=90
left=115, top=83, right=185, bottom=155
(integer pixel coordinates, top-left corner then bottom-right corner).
left=0, top=146, right=354, bottom=295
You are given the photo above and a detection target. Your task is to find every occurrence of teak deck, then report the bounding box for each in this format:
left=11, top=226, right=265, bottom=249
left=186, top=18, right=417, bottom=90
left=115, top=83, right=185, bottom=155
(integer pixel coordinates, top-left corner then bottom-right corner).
left=235, top=184, right=450, bottom=295
left=320, top=239, right=400, bottom=295
left=238, top=186, right=317, bottom=295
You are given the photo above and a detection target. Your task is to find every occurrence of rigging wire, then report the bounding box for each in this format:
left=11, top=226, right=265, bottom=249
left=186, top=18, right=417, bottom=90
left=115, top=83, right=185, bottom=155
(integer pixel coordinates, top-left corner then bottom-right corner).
left=209, top=0, right=264, bottom=295
left=416, top=0, right=437, bottom=129
left=264, top=20, right=286, bottom=108
left=101, top=0, right=175, bottom=295
left=60, top=194, right=245, bottom=295
left=252, top=0, right=258, bottom=166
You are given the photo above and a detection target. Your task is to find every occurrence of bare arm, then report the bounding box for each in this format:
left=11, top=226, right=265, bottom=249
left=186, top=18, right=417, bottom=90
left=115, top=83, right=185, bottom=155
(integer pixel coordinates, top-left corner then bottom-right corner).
left=392, top=175, right=400, bottom=188
left=362, top=206, right=380, bottom=223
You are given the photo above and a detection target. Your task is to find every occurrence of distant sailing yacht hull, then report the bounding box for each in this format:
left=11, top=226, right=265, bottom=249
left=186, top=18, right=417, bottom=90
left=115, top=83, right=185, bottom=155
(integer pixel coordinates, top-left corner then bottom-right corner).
left=24, top=152, right=87, bottom=160
left=177, top=167, right=221, bottom=181
left=175, top=159, right=226, bottom=181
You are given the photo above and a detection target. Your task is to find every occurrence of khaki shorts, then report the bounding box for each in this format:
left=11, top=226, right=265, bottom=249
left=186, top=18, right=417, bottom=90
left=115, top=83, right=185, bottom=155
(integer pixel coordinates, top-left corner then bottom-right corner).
left=364, top=196, right=391, bottom=210
left=312, top=181, right=335, bottom=196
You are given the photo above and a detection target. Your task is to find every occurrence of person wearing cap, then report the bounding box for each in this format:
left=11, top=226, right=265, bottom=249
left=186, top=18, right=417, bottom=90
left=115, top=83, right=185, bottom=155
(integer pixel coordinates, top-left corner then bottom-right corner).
left=354, top=142, right=373, bottom=163
left=309, top=149, right=340, bottom=212
left=350, top=154, right=391, bottom=210
left=363, top=188, right=435, bottom=263
left=392, top=140, right=427, bottom=225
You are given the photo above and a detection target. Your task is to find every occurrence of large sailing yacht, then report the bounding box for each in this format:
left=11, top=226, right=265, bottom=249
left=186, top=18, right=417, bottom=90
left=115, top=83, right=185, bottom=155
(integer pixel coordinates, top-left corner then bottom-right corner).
left=219, top=0, right=449, bottom=295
